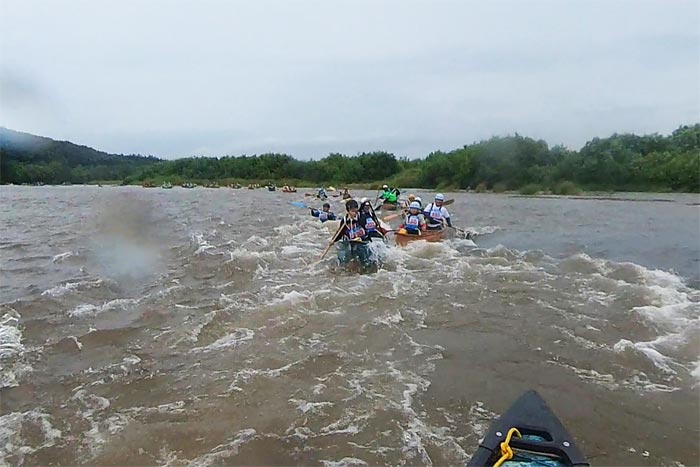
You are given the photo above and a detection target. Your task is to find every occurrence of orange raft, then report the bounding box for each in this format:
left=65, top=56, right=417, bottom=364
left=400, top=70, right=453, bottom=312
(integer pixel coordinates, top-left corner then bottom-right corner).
left=394, top=228, right=447, bottom=246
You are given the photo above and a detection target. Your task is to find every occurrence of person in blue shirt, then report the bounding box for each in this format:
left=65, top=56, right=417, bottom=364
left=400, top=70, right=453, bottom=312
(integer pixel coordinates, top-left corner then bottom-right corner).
left=310, top=203, right=336, bottom=222
left=359, top=200, right=386, bottom=240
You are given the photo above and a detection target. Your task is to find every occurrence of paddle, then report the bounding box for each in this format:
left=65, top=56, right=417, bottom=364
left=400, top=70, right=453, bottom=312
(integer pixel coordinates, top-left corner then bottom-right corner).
left=290, top=201, right=309, bottom=209
left=317, top=220, right=344, bottom=262
left=383, top=212, right=402, bottom=222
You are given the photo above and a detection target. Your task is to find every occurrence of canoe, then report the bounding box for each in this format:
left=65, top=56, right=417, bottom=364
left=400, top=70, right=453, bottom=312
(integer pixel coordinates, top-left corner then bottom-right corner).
left=468, top=391, right=588, bottom=467
left=337, top=239, right=380, bottom=273
left=394, top=228, right=446, bottom=246
left=282, top=189, right=297, bottom=193
left=381, top=203, right=398, bottom=211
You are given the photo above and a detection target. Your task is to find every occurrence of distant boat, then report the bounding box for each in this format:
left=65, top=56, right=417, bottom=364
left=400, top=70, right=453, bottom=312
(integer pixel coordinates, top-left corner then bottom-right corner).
left=161, top=182, right=173, bottom=189
left=182, top=182, right=196, bottom=188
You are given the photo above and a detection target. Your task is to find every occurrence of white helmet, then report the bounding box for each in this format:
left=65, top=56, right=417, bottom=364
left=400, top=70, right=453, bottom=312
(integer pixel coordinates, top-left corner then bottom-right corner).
left=435, top=193, right=445, bottom=201
left=414, top=197, right=422, bottom=205
left=360, top=197, right=369, bottom=203
left=382, top=184, right=388, bottom=189
left=409, top=201, right=421, bottom=210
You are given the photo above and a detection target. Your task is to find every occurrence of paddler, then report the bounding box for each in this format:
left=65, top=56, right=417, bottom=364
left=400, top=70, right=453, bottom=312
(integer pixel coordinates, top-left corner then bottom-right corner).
left=331, top=199, right=365, bottom=241
left=398, top=201, right=427, bottom=235
left=330, top=199, right=374, bottom=267
left=376, top=184, right=400, bottom=208
left=359, top=200, right=386, bottom=240
left=310, top=203, right=336, bottom=222
left=423, top=193, right=452, bottom=230
left=317, top=186, right=328, bottom=199
left=342, top=188, right=352, bottom=200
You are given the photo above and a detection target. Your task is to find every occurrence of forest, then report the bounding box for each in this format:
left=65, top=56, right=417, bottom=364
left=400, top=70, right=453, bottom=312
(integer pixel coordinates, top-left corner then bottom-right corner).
left=1, top=124, right=698, bottom=192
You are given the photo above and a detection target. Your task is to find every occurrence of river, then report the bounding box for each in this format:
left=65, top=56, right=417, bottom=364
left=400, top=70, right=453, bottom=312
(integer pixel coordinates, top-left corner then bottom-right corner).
left=1, top=186, right=698, bottom=466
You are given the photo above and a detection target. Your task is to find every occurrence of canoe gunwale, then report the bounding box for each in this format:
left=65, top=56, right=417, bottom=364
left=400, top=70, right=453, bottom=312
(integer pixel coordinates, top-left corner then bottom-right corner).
left=467, top=391, right=589, bottom=467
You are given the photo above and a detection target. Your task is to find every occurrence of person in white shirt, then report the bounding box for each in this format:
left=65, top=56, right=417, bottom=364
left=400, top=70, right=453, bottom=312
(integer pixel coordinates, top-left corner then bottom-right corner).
left=423, top=193, right=452, bottom=230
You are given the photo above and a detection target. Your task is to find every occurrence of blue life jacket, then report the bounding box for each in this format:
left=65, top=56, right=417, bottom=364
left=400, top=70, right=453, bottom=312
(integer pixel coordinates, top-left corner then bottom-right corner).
left=312, top=209, right=336, bottom=222
left=359, top=212, right=378, bottom=233
left=404, top=213, right=422, bottom=233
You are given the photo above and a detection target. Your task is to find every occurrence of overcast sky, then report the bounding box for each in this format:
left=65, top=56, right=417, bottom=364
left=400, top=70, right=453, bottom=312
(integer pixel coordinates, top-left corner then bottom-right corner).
left=1, top=0, right=698, bottom=159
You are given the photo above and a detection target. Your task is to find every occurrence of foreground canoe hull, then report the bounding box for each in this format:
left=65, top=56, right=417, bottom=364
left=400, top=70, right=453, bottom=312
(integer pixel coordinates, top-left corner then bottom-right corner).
left=336, top=240, right=381, bottom=273
left=468, top=390, right=589, bottom=467
left=395, top=229, right=446, bottom=246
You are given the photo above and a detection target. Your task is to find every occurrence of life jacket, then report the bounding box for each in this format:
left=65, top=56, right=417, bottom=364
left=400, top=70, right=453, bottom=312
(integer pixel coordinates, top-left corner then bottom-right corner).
left=318, top=210, right=335, bottom=222
left=404, top=213, right=422, bottom=233
left=359, top=212, right=378, bottom=233
left=343, top=215, right=366, bottom=240
left=424, top=203, right=444, bottom=227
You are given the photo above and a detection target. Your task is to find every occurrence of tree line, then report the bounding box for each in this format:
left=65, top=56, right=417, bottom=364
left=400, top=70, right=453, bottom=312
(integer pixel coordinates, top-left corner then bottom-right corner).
left=2, top=124, right=698, bottom=192
left=0, top=127, right=159, bottom=184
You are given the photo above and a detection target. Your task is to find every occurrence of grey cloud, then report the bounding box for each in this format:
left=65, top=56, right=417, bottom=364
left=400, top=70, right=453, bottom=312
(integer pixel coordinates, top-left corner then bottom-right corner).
left=0, top=0, right=698, bottom=159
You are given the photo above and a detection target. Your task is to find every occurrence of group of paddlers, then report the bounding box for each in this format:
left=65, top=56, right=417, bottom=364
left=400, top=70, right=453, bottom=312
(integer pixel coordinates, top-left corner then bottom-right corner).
left=310, top=188, right=452, bottom=242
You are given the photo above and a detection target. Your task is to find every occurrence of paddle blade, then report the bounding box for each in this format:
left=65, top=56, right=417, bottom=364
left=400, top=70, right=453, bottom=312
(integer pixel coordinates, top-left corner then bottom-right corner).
left=290, top=201, right=308, bottom=208
left=444, top=199, right=455, bottom=206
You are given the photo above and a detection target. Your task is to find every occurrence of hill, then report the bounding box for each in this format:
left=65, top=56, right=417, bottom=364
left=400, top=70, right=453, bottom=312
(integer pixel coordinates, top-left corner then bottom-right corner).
left=0, top=127, right=160, bottom=184
left=1, top=125, right=698, bottom=192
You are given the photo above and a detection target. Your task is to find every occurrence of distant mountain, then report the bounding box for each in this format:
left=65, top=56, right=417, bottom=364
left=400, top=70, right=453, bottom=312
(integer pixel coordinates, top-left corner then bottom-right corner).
left=0, top=127, right=161, bottom=184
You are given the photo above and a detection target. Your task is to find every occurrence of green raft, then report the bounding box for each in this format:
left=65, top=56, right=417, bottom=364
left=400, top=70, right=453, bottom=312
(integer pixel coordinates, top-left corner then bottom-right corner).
left=468, top=391, right=589, bottom=467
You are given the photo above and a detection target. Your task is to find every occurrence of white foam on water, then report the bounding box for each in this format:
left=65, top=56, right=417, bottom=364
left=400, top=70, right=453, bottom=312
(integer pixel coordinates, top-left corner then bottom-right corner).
left=52, top=251, right=74, bottom=262
left=0, top=310, right=23, bottom=359
left=182, top=309, right=221, bottom=344
left=190, top=328, right=254, bottom=352
left=67, top=298, right=139, bottom=317
left=320, top=457, right=369, bottom=467
left=227, top=247, right=277, bottom=264
left=191, top=232, right=217, bottom=255
left=228, top=360, right=304, bottom=392
left=41, top=279, right=103, bottom=297
left=465, top=401, right=498, bottom=440
left=691, top=362, right=700, bottom=386
left=614, top=266, right=700, bottom=383
left=123, top=400, right=187, bottom=417
left=549, top=360, right=679, bottom=393
left=279, top=245, right=308, bottom=257
left=0, top=309, right=31, bottom=389
left=268, top=290, right=311, bottom=307
left=0, top=410, right=62, bottom=466
left=71, top=389, right=130, bottom=458
left=289, top=398, right=334, bottom=415
left=188, top=429, right=257, bottom=467
left=243, top=235, right=269, bottom=247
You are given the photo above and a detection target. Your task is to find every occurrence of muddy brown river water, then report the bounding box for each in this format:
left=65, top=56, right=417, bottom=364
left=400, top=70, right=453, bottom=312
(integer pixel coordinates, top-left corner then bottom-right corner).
left=1, top=186, right=698, bottom=466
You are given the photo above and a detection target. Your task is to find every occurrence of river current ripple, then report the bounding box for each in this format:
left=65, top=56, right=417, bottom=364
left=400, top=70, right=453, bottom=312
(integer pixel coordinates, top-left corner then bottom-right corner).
left=1, top=186, right=698, bottom=466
